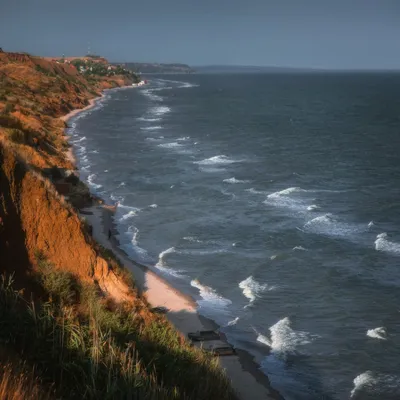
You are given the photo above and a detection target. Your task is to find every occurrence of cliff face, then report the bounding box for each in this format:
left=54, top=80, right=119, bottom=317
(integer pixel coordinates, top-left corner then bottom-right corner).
left=0, top=52, right=134, bottom=297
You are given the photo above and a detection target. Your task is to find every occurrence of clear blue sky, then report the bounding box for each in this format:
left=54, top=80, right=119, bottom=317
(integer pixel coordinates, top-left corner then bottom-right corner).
left=1, top=0, right=400, bottom=69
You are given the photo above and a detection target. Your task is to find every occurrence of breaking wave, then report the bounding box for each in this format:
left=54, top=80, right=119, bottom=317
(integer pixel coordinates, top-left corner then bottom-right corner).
left=154, top=247, right=185, bottom=278
left=351, top=371, right=400, bottom=398
left=194, top=155, right=242, bottom=165
left=87, top=174, right=102, bottom=190
left=141, top=126, right=163, bottom=131
left=190, top=279, right=232, bottom=316
left=137, top=117, right=161, bottom=122
left=257, top=317, right=319, bottom=358
left=150, top=106, right=171, bottom=116
left=239, top=276, right=276, bottom=303
left=375, top=233, right=400, bottom=255
left=223, top=177, right=251, bottom=184
left=366, top=327, right=387, bottom=340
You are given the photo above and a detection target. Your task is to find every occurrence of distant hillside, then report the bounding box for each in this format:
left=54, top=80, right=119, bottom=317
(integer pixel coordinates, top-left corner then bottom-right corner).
left=116, top=62, right=195, bottom=74
left=195, top=65, right=315, bottom=73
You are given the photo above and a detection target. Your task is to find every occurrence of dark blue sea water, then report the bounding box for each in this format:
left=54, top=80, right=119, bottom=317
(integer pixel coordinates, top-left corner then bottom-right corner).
left=69, top=72, right=400, bottom=400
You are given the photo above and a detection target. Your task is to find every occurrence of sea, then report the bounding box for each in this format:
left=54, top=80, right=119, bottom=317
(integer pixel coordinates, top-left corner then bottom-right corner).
left=68, top=71, right=400, bottom=400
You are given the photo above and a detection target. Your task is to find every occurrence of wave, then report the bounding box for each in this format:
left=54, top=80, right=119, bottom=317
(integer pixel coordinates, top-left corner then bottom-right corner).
left=118, top=210, right=139, bottom=222
left=245, top=187, right=268, bottom=195
left=366, top=327, right=387, bottom=340
left=267, top=187, right=306, bottom=198
left=199, top=166, right=227, bottom=173
left=239, top=276, right=276, bottom=303
left=375, top=233, right=400, bottom=255
left=225, top=317, right=240, bottom=327
left=87, top=174, right=102, bottom=190
left=141, top=126, right=163, bottom=131
left=257, top=317, right=319, bottom=358
left=176, top=136, right=190, bottom=141
left=307, top=204, right=320, bottom=211
left=293, top=246, right=308, bottom=251
left=194, top=155, right=242, bottom=165
left=351, top=371, right=400, bottom=399
left=157, top=142, right=183, bottom=149
left=183, top=236, right=203, bottom=243
left=223, top=177, right=251, bottom=184
left=141, top=89, right=163, bottom=102
left=154, top=247, right=184, bottom=278
left=71, top=136, right=86, bottom=143
left=150, top=106, right=171, bottom=116
left=137, top=117, right=161, bottom=122
left=148, top=204, right=158, bottom=208
left=190, top=279, right=232, bottom=315
left=303, top=213, right=367, bottom=239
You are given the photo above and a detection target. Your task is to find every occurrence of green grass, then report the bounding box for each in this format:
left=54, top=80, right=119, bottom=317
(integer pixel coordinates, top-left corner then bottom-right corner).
left=0, top=259, right=235, bottom=400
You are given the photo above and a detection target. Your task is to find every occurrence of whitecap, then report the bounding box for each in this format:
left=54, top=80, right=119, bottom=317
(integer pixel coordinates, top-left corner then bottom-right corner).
left=368, top=221, right=375, bottom=228
left=223, top=177, right=251, bottom=184
left=87, top=174, right=102, bottom=190
left=194, top=155, right=242, bottom=165
left=375, top=232, right=400, bottom=255
left=176, top=136, right=190, bottom=141
left=351, top=371, right=400, bottom=398
left=245, top=188, right=268, bottom=195
left=293, top=246, right=307, bottom=251
left=303, top=213, right=366, bottom=239
left=154, top=247, right=185, bottom=278
left=239, top=276, right=276, bottom=303
left=148, top=204, right=158, bottom=208
left=150, top=106, right=171, bottom=116
left=137, top=117, right=161, bottom=122
left=199, top=166, right=227, bottom=173
left=183, top=236, right=203, bottom=243
left=366, top=327, right=387, bottom=340
left=71, top=136, right=86, bottom=143
left=257, top=317, right=319, bottom=358
left=191, top=279, right=232, bottom=315
left=226, top=317, right=240, bottom=327
left=267, top=187, right=306, bottom=198
left=307, top=204, right=320, bottom=211
left=118, top=210, right=139, bottom=222
left=141, top=126, right=163, bottom=131
left=157, top=142, right=183, bottom=149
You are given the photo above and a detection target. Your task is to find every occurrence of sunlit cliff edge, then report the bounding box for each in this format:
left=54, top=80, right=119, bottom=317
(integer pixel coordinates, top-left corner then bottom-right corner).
left=0, top=50, right=234, bottom=399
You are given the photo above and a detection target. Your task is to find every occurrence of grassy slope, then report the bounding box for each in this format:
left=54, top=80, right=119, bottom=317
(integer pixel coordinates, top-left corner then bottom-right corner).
left=0, top=52, right=235, bottom=399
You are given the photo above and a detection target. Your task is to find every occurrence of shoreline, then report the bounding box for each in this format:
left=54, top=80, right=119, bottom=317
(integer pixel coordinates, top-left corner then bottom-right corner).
left=62, top=88, right=282, bottom=400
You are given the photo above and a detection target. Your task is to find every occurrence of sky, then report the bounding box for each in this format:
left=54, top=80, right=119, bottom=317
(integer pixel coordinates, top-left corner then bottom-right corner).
left=1, top=0, right=400, bottom=69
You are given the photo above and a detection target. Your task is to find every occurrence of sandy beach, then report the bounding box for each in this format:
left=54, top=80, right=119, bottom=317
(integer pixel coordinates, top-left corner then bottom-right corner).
left=62, top=90, right=282, bottom=400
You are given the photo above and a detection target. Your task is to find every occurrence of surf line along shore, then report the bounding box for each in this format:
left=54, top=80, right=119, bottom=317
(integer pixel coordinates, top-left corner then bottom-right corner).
left=61, top=87, right=282, bottom=400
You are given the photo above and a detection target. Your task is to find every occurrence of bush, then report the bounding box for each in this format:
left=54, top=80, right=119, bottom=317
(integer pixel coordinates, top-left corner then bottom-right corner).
left=4, top=102, right=15, bottom=114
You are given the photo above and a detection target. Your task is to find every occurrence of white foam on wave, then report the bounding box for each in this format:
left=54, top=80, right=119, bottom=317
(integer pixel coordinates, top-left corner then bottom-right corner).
left=257, top=317, right=319, bottom=358
left=303, top=213, right=366, bottom=239
left=71, top=136, right=86, bottom=143
left=293, top=246, right=307, bottom=251
left=157, top=142, right=183, bottom=149
left=150, top=106, right=171, bottom=116
left=118, top=210, right=139, bottom=222
left=239, top=276, right=276, bottom=303
left=366, top=327, right=387, bottom=340
left=141, top=126, right=163, bottom=131
left=226, top=317, right=240, bottom=327
left=194, top=155, right=242, bottom=166
left=183, top=236, right=203, bottom=243
left=245, top=188, right=268, bottom=195
left=87, top=174, right=102, bottom=190
left=191, top=279, right=232, bottom=315
left=375, top=233, right=400, bottom=255
left=148, top=204, right=158, bottom=208
left=137, top=117, right=161, bottom=122
left=267, top=187, right=306, bottom=198
left=223, top=177, right=251, bottom=184
left=141, top=89, right=163, bottom=102
left=307, top=204, right=320, bottom=211
left=368, top=221, right=375, bottom=228
left=351, top=371, right=400, bottom=398
left=154, top=247, right=185, bottom=278
left=176, top=136, right=190, bottom=141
